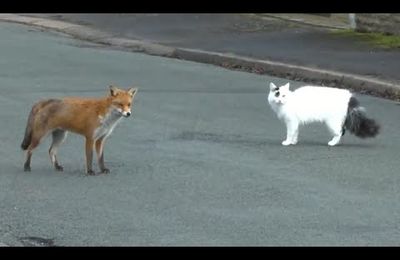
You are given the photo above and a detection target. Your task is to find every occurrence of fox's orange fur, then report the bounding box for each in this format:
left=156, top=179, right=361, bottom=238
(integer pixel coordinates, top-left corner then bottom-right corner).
left=21, top=85, right=138, bottom=175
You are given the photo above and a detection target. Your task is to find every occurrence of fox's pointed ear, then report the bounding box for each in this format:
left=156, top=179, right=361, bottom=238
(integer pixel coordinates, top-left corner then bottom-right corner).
left=109, top=85, right=119, bottom=96
left=269, top=82, right=277, bottom=91
left=127, top=87, right=138, bottom=97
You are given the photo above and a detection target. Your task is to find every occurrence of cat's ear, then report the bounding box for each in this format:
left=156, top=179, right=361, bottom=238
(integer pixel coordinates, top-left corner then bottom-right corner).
left=269, top=82, right=277, bottom=91
left=282, top=83, right=290, bottom=91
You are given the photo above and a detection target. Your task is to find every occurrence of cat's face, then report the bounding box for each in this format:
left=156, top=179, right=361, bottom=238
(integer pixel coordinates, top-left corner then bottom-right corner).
left=268, top=82, right=291, bottom=105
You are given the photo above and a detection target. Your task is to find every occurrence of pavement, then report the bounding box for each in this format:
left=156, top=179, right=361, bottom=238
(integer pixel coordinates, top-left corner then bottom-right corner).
left=0, top=13, right=400, bottom=101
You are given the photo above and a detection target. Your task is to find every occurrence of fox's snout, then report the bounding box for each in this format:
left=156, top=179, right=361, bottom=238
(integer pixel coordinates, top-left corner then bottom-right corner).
left=122, top=111, right=131, bottom=117
left=112, top=103, right=132, bottom=117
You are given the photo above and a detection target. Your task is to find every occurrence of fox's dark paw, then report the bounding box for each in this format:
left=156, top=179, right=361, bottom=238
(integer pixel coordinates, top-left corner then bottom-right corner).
left=87, top=169, right=96, bottom=176
left=24, top=165, right=31, bottom=172
left=55, top=164, right=64, bottom=171
left=100, top=168, right=110, bottom=174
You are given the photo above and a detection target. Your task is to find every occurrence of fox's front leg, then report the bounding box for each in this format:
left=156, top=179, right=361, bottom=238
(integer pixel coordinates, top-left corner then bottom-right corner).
left=95, top=137, right=110, bottom=174
left=85, top=137, right=95, bottom=175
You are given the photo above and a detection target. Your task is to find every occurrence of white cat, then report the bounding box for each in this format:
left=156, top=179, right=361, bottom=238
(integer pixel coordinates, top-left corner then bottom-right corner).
left=267, top=82, right=380, bottom=146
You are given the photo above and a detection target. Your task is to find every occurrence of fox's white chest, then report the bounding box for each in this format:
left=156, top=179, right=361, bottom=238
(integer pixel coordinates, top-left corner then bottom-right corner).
left=93, top=111, right=122, bottom=140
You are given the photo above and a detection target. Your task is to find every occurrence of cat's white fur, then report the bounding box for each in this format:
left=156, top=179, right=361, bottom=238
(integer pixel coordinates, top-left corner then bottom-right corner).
left=268, top=82, right=352, bottom=146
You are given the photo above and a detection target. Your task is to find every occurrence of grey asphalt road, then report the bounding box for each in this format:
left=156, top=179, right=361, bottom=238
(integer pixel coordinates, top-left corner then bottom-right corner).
left=1, top=22, right=400, bottom=246
left=24, top=13, right=400, bottom=82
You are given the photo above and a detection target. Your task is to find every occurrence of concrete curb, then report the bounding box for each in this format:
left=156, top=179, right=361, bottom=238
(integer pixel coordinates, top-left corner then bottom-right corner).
left=255, top=14, right=350, bottom=30
left=173, top=48, right=400, bottom=100
left=1, top=14, right=399, bottom=101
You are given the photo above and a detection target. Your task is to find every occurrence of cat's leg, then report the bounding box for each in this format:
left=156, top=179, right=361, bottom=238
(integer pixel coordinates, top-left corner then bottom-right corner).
left=291, top=125, right=299, bottom=145
left=326, top=119, right=343, bottom=146
left=328, top=135, right=341, bottom=146
left=283, top=119, right=299, bottom=146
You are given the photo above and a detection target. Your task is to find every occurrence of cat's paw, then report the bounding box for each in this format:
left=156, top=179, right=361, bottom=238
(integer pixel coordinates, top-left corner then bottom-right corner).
left=282, top=140, right=292, bottom=146
left=328, top=137, right=341, bottom=146
left=328, top=141, right=338, bottom=146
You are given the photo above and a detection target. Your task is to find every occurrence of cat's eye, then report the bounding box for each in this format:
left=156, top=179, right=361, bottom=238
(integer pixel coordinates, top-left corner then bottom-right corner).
left=275, top=92, right=280, bottom=97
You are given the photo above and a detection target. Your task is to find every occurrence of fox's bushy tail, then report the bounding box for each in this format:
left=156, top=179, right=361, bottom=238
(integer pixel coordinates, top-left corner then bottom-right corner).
left=21, top=107, right=36, bottom=150
left=344, top=97, right=380, bottom=138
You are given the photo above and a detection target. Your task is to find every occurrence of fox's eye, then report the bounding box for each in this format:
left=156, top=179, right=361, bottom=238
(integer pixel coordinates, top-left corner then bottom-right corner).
left=128, top=103, right=131, bottom=107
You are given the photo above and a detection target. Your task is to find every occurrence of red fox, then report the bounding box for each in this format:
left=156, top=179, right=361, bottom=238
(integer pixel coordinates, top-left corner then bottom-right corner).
left=21, top=85, right=138, bottom=175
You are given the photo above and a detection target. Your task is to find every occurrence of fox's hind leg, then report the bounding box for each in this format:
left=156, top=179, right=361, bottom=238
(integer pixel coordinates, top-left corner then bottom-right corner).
left=23, top=129, right=47, bottom=172
left=49, top=129, right=67, bottom=171
left=24, top=147, right=35, bottom=172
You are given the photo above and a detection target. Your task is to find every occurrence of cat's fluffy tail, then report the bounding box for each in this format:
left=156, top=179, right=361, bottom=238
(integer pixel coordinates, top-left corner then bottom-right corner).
left=344, top=97, right=380, bottom=138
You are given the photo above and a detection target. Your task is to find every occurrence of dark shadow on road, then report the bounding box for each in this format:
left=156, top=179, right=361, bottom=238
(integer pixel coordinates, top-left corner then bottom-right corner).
left=173, top=131, right=280, bottom=148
